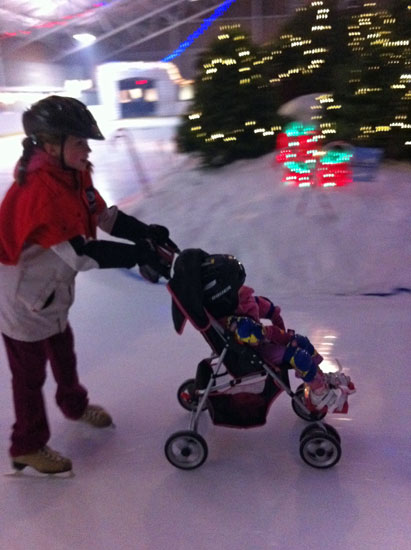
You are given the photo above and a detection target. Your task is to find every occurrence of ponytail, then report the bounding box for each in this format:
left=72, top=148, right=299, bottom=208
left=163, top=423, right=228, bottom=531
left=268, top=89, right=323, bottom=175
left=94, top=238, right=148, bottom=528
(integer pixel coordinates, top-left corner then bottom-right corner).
left=17, top=136, right=37, bottom=186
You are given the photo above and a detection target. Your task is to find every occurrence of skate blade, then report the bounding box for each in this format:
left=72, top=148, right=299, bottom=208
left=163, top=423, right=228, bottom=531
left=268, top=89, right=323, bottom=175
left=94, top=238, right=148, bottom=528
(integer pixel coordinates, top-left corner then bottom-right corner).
left=5, top=468, right=75, bottom=479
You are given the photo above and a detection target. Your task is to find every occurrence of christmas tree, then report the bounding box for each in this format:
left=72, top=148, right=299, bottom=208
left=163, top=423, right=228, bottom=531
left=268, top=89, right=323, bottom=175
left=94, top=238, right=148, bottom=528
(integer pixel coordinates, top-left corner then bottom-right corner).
left=317, top=0, right=411, bottom=159
left=176, top=25, right=287, bottom=167
left=267, top=0, right=347, bottom=104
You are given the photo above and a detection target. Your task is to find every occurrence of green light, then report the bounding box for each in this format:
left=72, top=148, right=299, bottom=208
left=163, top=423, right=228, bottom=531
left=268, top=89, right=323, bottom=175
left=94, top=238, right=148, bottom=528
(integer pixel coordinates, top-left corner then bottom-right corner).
left=284, top=161, right=314, bottom=173
left=284, top=121, right=317, bottom=137
left=320, top=150, right=353, bottom=164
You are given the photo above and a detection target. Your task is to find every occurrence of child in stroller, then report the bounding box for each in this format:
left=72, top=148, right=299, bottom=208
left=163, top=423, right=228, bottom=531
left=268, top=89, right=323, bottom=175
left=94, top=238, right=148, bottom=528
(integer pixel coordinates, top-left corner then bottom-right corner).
left=164, top=248, right=355, bottom=470
left=200, top=253, right=355, bottom=415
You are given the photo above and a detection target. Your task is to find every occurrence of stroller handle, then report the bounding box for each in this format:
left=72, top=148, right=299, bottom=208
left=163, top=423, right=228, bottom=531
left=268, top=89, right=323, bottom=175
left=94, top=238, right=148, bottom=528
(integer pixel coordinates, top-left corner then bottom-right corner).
left=139, top=237, right=180, bottom=283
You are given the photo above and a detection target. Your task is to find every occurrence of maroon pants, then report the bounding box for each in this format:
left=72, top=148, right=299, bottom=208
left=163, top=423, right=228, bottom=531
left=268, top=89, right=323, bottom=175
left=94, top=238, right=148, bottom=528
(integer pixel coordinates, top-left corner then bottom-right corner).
left=2, top=324, right=88, bottom=457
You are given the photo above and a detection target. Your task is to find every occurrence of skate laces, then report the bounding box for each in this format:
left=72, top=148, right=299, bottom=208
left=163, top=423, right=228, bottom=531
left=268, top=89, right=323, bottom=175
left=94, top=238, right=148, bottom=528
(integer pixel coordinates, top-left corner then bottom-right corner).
left=82, top=407, right=101, bottom=422
left=80, top=404, right=112, bottom=427
left=39, top=446, right=67, bottom=463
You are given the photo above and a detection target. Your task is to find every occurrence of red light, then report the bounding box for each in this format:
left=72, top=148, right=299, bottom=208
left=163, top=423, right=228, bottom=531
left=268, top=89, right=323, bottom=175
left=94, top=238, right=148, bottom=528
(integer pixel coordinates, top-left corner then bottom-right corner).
left=135, top=80, right=148, bottom=85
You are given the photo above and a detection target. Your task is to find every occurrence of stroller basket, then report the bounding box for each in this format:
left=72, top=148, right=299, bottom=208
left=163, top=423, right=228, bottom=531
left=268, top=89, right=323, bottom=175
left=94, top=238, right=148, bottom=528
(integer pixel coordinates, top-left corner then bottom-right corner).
left=196, top=327, right=287, bottom=427
left=207, top=376, right=280, bottom=427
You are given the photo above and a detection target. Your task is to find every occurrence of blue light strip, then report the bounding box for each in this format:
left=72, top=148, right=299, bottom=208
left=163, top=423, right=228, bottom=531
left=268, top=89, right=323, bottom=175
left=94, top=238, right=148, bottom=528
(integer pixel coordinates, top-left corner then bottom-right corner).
left=161, top=0, right=238, bottom=62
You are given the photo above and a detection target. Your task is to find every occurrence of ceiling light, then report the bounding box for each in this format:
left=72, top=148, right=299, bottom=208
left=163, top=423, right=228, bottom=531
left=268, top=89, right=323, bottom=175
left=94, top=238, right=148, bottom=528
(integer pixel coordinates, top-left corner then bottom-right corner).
left=73, top=33, right=96, bottom=46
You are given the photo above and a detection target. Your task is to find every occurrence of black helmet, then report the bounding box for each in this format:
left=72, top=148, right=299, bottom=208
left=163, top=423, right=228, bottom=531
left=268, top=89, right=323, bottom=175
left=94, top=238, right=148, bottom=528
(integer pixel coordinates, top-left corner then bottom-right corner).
left=201, top=254, right=246, bottom=317
left=22, top=95, right=104, bottom=140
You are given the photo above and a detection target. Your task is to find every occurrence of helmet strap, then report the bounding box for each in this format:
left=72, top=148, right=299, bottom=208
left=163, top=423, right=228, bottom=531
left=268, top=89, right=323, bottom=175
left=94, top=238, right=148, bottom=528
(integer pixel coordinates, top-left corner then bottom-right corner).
left=59, top=135, right=69, bottom=170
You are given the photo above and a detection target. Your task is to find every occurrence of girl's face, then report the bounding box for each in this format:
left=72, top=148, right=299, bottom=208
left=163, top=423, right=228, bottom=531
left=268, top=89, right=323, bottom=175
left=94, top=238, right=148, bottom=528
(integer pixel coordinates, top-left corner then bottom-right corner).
left=63, top=135, right=91, bottom=171
left=45, top=135, right=91, bottom=171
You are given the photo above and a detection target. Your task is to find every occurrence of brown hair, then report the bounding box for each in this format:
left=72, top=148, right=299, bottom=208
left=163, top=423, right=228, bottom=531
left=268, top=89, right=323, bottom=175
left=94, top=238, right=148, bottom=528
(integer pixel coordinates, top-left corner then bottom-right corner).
left=17, top=133, right=61, bottom=186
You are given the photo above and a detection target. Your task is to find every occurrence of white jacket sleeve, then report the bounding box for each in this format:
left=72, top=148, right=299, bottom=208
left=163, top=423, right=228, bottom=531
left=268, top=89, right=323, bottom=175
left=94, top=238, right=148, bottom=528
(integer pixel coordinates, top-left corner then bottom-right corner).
left=51, top=239, right=99, bottom=271
left=98, top=205, right=119, bottom=234
left=51, top=235, right=145, bottom=271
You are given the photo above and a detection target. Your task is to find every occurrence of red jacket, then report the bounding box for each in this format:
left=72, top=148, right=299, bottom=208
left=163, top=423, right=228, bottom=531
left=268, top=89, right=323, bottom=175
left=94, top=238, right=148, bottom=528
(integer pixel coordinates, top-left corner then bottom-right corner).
left=0, top=149, right=113, bottom=341
left=0, top=150, right=107, bottom=265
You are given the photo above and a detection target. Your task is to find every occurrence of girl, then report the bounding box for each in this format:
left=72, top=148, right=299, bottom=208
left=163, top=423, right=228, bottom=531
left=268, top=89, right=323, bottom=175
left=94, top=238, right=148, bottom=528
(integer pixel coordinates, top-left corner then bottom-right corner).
left=0, top=96, right=171, bottom=475
left=224, top=286, right=355, bottom=414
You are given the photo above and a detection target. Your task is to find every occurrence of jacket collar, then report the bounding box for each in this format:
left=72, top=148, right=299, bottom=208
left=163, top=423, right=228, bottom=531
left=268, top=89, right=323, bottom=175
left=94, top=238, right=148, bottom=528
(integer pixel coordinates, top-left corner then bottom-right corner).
left=14, top=148, right=91, bottom=182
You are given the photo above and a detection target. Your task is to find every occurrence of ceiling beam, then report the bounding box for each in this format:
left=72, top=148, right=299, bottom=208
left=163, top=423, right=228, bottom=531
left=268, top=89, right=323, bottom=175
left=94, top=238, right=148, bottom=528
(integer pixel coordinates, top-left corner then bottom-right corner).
left=3, top=0, right=133, bottom=54
left=52, top=0, right=226, bottom=61
left=100, top=0, right=232, bottom=61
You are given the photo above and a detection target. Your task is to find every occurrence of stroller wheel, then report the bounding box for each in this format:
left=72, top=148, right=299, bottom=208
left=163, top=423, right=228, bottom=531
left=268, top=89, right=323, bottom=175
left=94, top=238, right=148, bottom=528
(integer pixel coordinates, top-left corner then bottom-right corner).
left=177, top=379, right=208, bottom=411
left=164, top=430, right=208, bottom=470
left=299, top=430, right=341, bottom=469
left=291, top=384, right=327, bottom=422
left=299, top=422, right=341, bottom=444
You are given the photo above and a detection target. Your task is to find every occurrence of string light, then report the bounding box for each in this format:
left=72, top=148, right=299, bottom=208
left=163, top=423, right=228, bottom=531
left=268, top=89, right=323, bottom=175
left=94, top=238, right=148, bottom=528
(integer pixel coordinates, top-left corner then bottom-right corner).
left=162, top=0, right=238, bottom=62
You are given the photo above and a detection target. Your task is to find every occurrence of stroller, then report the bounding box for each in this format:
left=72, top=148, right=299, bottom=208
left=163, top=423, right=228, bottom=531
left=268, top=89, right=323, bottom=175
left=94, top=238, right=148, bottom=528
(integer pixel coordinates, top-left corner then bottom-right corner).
left=163, top=248, right=349, bottom=470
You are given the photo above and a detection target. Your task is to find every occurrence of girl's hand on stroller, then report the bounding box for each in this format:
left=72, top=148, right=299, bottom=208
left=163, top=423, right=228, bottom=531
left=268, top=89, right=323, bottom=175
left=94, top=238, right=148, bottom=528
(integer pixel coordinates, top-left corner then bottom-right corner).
left=227, top=316, right=265, bottom=346
left=146, top=225, right=180, bottom=255
left=147, top=224, right=170, bottom=244
left=135, top=240, right=171, bottom=278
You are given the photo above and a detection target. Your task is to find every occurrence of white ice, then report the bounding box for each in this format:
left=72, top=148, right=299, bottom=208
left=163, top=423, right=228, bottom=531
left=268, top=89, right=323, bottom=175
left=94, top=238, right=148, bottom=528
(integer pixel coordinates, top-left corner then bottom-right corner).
left=0, top=120, right=410, bottom=550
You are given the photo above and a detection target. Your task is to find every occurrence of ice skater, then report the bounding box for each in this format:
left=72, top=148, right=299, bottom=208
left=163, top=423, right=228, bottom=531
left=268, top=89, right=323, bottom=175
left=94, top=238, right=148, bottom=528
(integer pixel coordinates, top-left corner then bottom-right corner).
left=0, top=96, right=172, bottom=475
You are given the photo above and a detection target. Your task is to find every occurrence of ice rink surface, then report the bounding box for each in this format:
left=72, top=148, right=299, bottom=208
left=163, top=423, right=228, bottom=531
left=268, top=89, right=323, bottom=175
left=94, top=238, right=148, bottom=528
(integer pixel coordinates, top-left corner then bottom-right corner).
left=0, top=121, right=410, bottom=550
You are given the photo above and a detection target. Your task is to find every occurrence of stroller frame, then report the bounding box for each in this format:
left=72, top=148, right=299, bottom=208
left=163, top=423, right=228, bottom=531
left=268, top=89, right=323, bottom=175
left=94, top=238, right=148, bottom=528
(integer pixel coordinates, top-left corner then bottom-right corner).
left=165, top=319, right=343, bottom=470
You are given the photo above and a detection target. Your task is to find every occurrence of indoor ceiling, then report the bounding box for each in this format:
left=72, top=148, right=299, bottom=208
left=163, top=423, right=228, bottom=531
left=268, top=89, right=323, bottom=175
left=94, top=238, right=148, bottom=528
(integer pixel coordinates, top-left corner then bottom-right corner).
left=0, top=0, right=274, bottom=65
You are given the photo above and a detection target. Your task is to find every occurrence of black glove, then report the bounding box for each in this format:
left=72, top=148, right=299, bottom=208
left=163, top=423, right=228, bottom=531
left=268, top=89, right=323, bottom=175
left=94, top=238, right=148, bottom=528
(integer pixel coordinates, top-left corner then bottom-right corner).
left=134, top=239, right=171, bottom=278
left=111, top=211, right=170, bottom=248
left=110, top=210, right=149, bottom=243
left=69, top=236, right=153, bottom=269
left=147, top=224, right=169, bottom=244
